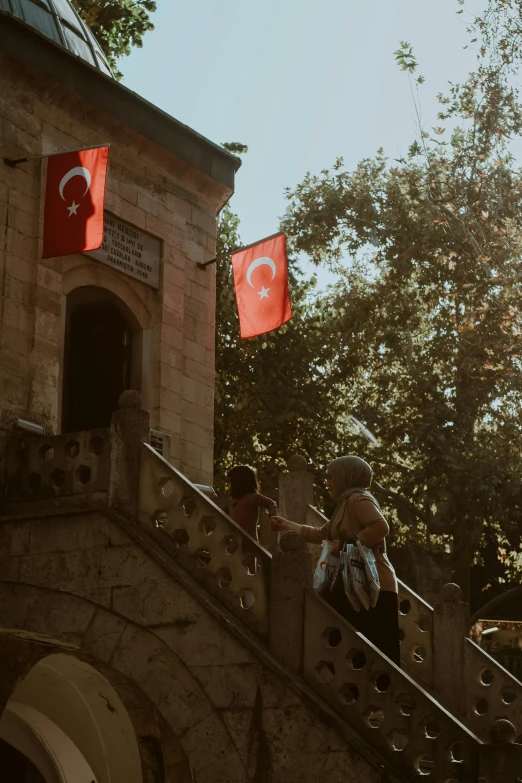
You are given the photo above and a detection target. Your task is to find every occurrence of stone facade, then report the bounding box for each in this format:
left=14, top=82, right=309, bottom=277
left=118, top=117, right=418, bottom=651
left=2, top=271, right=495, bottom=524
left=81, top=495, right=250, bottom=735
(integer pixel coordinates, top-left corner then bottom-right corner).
left=2, top=392, right=522, bottom=782
left=0, top=509, right=389, bottom=783
left=0, top=12, right=237, bottom=486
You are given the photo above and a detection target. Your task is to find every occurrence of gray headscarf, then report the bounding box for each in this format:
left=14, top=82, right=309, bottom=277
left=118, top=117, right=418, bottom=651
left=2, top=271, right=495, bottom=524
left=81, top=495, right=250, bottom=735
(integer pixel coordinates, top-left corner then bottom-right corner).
left=327, top=455, right=379, bottom=508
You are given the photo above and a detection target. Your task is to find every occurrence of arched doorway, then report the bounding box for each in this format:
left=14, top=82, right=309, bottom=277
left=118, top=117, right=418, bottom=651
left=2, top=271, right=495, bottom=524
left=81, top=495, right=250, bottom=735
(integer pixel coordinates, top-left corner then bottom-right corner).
left=0, top=653, right=143, bottom=783
left=62, top=287, right=143, bottom=432
left=0, top=737, right=48, bottom=782
left=0, top=703, right=93, bottom=783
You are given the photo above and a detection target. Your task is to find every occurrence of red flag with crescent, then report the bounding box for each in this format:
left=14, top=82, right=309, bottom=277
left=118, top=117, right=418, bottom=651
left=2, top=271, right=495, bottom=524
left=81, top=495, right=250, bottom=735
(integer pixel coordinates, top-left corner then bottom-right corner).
left=231, top=232, right=292, bottom=339
left=42, top=146, right=109, bottom=259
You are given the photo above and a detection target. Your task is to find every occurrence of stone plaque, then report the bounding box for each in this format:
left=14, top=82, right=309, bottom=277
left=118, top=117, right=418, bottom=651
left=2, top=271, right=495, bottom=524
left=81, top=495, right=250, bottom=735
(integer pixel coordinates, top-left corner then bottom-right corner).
left=86, top=212, right=161, bottom=289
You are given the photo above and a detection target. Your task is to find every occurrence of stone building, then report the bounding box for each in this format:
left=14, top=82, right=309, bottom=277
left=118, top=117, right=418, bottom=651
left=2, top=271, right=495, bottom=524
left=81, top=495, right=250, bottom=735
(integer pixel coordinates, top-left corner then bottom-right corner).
left=1, top=3, right=522, bottom=782
left=0, top=0, right=238, bottom=486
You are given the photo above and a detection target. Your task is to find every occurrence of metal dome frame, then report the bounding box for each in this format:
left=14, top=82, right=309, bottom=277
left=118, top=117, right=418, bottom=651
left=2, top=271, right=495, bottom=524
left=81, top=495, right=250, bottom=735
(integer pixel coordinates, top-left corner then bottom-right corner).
left=0, top=0, right=113, bottom=76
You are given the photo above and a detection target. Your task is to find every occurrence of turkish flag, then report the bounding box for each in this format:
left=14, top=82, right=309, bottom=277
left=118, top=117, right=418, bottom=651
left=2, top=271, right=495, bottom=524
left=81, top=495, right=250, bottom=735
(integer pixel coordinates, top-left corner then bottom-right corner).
left=231, top=232, right=292, bottom=339
left=42, top=146, right=109, bottom=259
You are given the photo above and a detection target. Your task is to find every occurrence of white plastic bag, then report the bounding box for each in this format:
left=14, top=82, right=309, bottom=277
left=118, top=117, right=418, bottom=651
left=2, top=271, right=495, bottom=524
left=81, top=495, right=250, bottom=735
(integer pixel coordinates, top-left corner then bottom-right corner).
left=356, top=540, right=380, bottom=608
left=341, top=544, right=367, bottom=610
left=313, top=540, right=337, bottom=594
left=341, top=542, right=380, bottom=610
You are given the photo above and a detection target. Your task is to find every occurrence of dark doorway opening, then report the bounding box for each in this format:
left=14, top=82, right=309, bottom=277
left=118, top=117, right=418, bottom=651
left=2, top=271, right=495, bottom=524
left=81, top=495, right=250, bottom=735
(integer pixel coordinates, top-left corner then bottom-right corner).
left=0, top=738, right=46, bottom=782
left=62, top=299, right=133, bottom=432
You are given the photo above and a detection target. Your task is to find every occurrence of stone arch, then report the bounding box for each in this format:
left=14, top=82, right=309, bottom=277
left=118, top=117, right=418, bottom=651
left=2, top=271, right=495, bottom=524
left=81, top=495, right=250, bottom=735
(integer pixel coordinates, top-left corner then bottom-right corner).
left=60, top=265, right=155, bottom=427
left=0, top=582, right=246, bottom=780
left=0, top=642, right=142, bottom=782
left=0, top=628, right=191, bottom=783
left=62, top=262, right=153, bottom=331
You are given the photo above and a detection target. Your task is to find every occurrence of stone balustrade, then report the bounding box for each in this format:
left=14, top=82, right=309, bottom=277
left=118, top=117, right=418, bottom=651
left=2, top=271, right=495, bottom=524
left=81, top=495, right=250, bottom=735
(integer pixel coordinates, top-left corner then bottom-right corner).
left=302, top=500, right=436, bottom=685
left=464, top=630, right=522, bottom=743
left=138, top=442, right=272, bottom=638
left=304, top=588, right=480, bottom=781
left=480, top=718, right=522, bottom=782
left=295, top=488, right=522, bottom=747
left=397, top=579, right=434, bottom=688
left=5, top=427, right=110, bottom=502
left=411, top=583, right=522, bottom=745
left=4, top=420, right=522, bottom=778
left=135, top=441, right=522, bottom=779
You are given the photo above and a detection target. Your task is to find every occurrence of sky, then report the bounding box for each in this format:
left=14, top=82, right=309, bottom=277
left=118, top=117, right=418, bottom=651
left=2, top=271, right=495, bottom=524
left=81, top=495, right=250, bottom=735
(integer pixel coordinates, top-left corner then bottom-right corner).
left=122, top=0, right=489, bottom=273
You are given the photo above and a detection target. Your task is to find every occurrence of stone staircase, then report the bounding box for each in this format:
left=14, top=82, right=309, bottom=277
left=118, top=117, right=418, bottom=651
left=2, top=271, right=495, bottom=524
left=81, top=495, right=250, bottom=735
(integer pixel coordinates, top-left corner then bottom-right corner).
left=138, top=442, right=485, bottom=782
left=3, top=398, right=522, bottom=781
left=308, top=506, right=522, bottom=747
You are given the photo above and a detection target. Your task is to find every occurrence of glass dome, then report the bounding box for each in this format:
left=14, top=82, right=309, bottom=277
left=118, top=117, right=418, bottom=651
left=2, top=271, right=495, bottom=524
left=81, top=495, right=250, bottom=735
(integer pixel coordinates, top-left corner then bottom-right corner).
left=0, top=0, right=113, bottom=76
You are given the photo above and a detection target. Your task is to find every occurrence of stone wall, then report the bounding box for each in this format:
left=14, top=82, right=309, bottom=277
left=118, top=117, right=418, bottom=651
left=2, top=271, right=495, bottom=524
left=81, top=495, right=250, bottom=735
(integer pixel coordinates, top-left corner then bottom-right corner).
left=0, top=51, right=226, bottom=485
left=0, top=506, right=393, bottom=783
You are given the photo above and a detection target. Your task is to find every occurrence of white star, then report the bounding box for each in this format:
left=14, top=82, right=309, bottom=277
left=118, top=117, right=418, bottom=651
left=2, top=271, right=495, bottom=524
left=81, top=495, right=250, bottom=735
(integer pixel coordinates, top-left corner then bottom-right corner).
left=258, top=286, right=270, bottom=300
left=67, top=201, right=79, bottom=217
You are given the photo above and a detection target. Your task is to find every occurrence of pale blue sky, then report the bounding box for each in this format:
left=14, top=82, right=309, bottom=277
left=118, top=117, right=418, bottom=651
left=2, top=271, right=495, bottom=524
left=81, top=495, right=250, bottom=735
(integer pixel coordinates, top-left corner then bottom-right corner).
left=123, top=0, right=488, bottom=252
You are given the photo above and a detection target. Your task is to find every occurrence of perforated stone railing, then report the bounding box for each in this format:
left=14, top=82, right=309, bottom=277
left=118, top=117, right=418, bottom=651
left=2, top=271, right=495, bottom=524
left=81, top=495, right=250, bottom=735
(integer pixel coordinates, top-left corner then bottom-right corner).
left=303, top=504, right=522, bottom=747
left=397, top=580, right=434, bottom=689
left=464, top=638, right=522, bottom=743
left=304, top=589, right=480, bottom=782
left=401, top=586, right=522, bottom=744
left=139, top=443, right=271, bottom=638
left=5, top=428, right=110, bottom=502
left=307, top=505, right=435, bottom=684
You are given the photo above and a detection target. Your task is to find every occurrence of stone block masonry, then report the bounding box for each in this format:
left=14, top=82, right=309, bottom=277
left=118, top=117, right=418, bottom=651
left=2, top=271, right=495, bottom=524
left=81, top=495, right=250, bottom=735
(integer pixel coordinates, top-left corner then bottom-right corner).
left=0, top=47, right=232, bottom=484
left=0, top=506, right=391, bottom=783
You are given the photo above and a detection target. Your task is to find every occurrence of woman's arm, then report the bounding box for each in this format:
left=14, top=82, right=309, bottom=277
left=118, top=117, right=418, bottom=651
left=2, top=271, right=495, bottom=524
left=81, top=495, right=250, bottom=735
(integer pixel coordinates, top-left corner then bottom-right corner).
left=270, top=515, right=329, bottom=543
left=300, top=521, right=330, bottom=543
left=352, top=496, right=389, bottom=547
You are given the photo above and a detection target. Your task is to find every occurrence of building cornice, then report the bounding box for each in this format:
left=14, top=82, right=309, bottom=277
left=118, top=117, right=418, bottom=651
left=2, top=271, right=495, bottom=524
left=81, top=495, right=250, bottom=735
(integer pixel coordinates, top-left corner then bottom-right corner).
left=0, top=13, right=240, bottom=191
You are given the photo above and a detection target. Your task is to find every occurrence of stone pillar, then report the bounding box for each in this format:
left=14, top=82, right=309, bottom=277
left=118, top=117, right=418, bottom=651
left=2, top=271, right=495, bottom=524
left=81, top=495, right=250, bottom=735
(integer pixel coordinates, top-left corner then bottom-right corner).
left=479, top=719, right=522, bottom=781
left=269, top=530, right=312, bottom=672
left=109, top=390, right=150, bottom=520
left=278, top=455, right=314, bottom=525
left=432, top=583, right=469, bottom=715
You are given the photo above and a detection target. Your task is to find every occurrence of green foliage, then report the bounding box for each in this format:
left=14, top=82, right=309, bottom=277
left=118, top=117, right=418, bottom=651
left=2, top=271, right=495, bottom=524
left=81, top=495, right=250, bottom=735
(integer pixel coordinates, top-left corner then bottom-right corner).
left=213, top=5, right=522, bottom=604
left=394, top=41, right=418, bottom=73
left=394, top=41, right=424, bottom=85
left=222, top=142, right=249, bottom=155
left=280, top=16, right=522, bottom=601
left=72, top=0, right=156, bottom=78
left=474, top=1, right=522, bottom=67
left=213, top=204, right=343, bottom=504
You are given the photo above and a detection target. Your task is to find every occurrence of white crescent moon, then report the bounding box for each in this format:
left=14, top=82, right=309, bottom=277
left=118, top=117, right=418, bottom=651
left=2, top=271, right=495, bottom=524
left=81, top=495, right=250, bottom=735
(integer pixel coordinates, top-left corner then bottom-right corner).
left=59, top=167, right=91, bottom=200
left=246, top=256, right=276, bottom=287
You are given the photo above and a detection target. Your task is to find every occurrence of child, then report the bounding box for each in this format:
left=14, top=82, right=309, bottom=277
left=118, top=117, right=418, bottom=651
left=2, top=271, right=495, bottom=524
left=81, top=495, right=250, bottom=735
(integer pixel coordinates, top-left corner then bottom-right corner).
left=227, top=465, right=277, bottom=541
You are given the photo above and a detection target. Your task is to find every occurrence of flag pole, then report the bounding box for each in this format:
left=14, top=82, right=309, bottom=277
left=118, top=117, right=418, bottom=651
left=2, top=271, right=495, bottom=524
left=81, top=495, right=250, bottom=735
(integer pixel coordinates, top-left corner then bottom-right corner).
left=3, top=143, right=111, bottom=168
left=197, top=257, right=217, bottom=270
left=196, top=231, right=285, bottom=270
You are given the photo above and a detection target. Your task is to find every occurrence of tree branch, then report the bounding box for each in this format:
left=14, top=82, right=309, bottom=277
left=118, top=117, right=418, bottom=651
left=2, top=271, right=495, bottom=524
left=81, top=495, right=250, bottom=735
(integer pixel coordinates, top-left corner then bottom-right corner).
left=372, top=480, right=426, bottom=526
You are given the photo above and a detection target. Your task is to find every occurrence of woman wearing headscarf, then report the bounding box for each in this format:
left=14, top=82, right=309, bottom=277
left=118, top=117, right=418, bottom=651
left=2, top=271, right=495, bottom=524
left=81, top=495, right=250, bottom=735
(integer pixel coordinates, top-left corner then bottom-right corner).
left=270, top=455, right=400, bottom=666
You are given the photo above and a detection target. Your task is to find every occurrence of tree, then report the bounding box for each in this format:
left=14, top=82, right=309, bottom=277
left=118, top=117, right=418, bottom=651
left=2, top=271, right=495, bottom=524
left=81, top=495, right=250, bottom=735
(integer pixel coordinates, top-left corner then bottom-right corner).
left=281, top=29, right=522, bottom=604
left=72, top=0, right=156, bottom=78
left=213, top=197, right=343, bottom=504
left=474, top=0, right=522, bottom=68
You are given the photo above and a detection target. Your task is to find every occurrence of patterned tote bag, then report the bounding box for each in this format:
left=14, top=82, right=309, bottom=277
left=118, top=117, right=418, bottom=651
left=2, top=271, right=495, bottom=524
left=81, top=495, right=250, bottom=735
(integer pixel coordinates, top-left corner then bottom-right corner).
left=355, top=539, right=380, bottom=608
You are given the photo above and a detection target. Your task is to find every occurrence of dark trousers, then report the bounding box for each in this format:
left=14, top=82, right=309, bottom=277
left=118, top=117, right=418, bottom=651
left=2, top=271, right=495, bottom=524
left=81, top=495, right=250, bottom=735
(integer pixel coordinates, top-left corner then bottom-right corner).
left=324, top=578, right=401, bottom=667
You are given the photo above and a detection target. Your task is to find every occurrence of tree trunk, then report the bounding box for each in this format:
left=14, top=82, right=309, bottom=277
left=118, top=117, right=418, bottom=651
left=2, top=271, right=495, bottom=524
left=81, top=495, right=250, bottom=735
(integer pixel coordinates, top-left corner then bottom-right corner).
left=450, top=526, right=477, bottom=604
